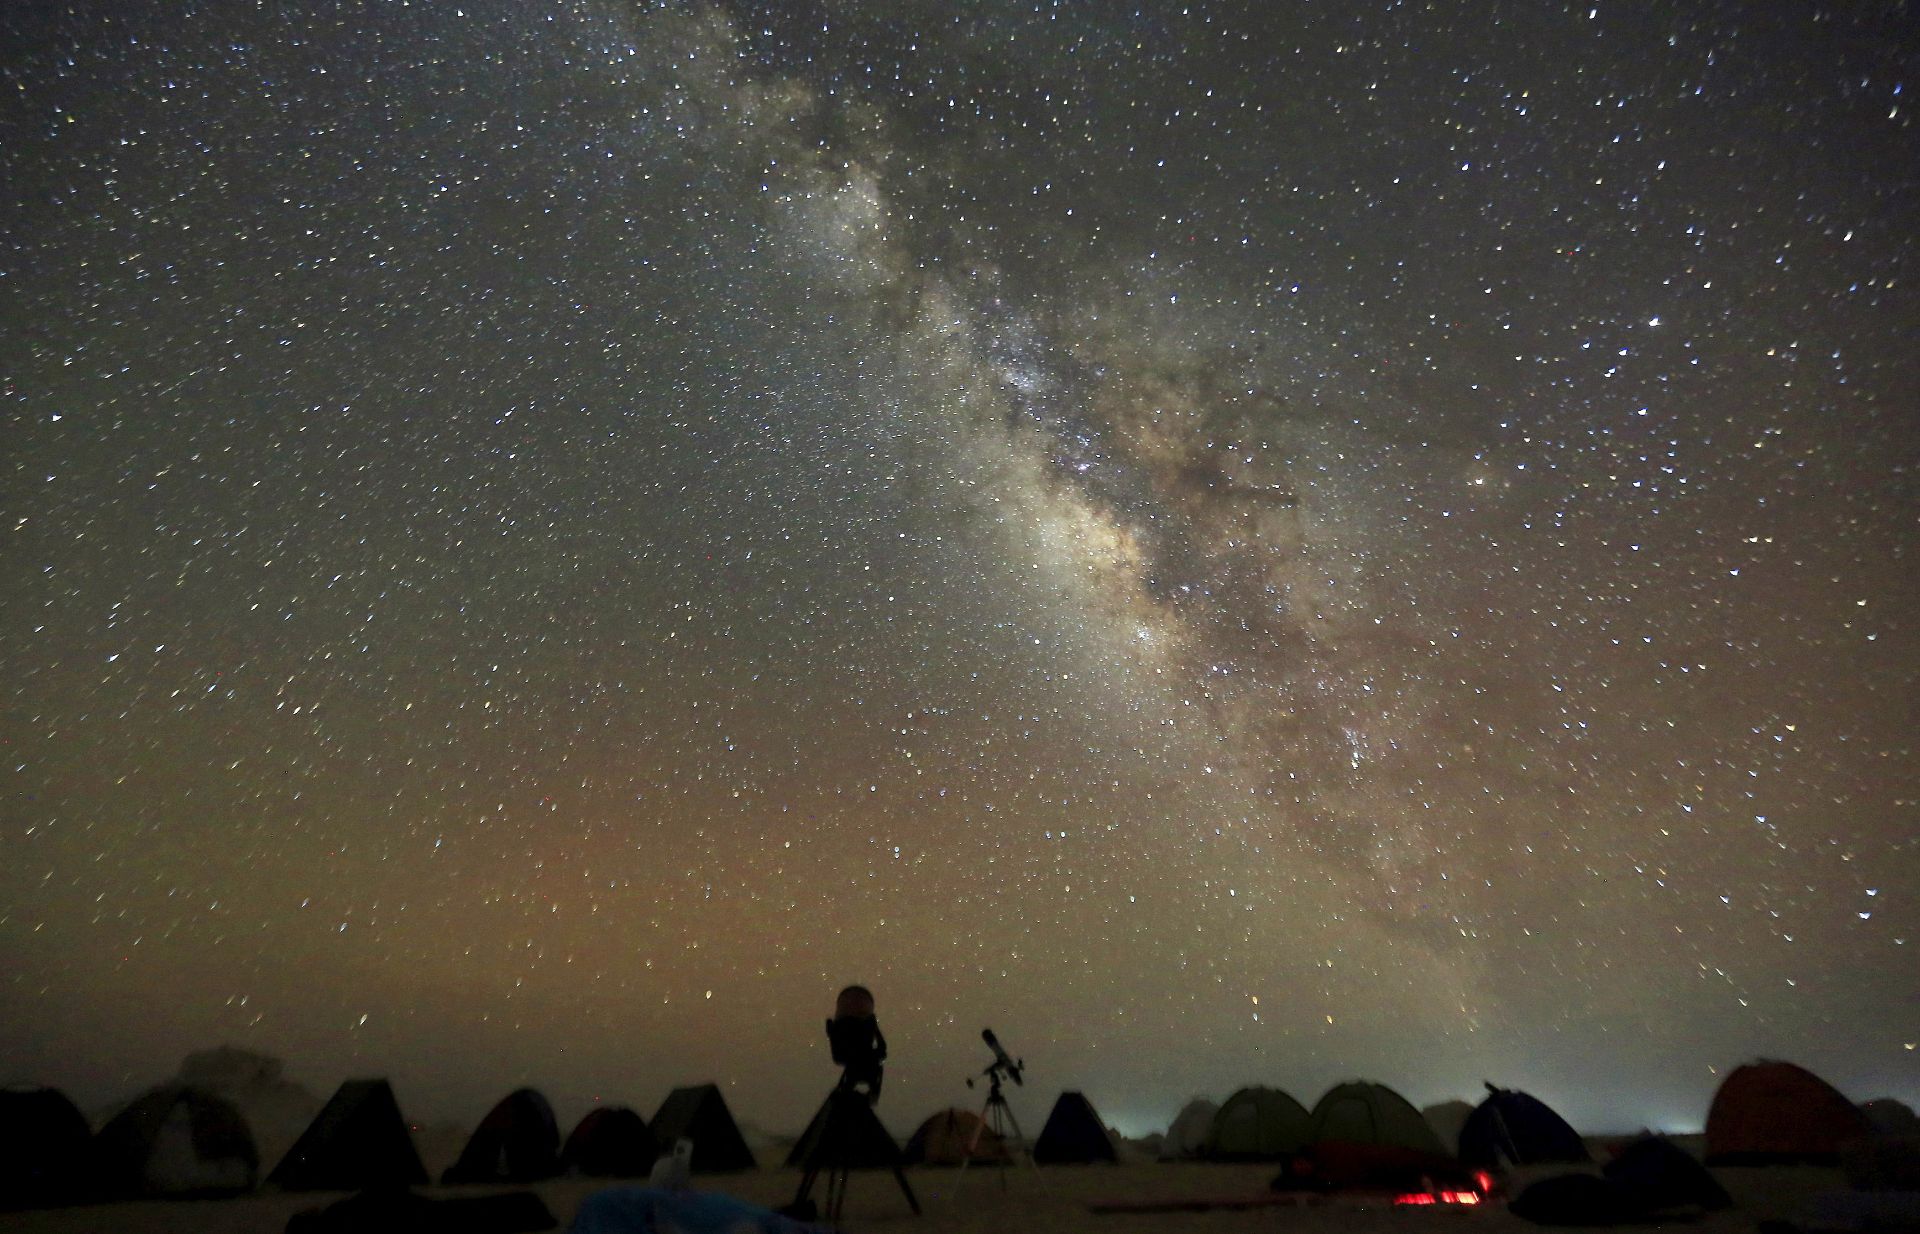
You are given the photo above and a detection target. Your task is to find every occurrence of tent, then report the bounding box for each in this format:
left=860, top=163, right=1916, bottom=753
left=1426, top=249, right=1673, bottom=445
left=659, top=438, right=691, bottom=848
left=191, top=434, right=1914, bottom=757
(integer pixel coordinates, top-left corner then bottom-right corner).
left=564, top=1107, right=659, bottom=1178
left=1307, top=1081, right=1448, bottom=1156
left=0, top=1087, right=93, bottom=1209
left=1158, top=1098, right=1217, bottom=1161
left=1509, top=1136, right=1728, bottom=1226
left=268, top=1079, right=427, bottom=1191
left=1603, top=1136, right=1731, bottom=1211
left=173, top=1046, right=318, bottom=1170
left=649, top=1085, right=756, bottom=1172
left=1705, top=1060, right=1873, bottom=1165
left=1510, top=1173, right=1642, bottom=1227
left=1861, top=1098, right=1920, bottom=1137
left=94, top=1084, right=259, bottom=1197
left=1457, top=1086, right=1590, bottom=1171
left=785, top=1090, right=902, bottom=1169
left=1421, top=1101, right=1476, bottom=1156
left=1844, top=1135, right=1920, bottom=1192
left=902, top=1108, right=1008, bottom=1166
left=441, top=1088, right=563, bottom=1184
left=1207, top=1087, right=1310, bottom=1160
left=1299, top=1081, right=1455, bottom=1189
left=1032, top=1092, right=1118, bottom=1164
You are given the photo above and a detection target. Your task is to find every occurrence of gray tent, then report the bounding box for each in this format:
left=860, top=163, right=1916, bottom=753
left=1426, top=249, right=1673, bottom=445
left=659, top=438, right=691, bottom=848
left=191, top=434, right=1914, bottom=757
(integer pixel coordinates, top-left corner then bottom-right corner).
left=1158, top=1098, right=1217, bottom=1160
left=95, top=1085, right=258, bottom=1197
left=1422, top=1100, right=1476, bottom=1156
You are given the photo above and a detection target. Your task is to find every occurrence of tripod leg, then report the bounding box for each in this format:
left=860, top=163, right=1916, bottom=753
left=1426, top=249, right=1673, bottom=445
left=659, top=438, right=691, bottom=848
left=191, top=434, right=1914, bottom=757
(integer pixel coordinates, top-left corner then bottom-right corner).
left=891, top=1160, right=921, bottom=1215
left=827, top=1163, right=847, bottom=1223
left=795, top=1158, right=822, bottom=1210
left=959, top=1095, right=995, bottom=1175
left=999, top=1103, right=1027, bottom=1161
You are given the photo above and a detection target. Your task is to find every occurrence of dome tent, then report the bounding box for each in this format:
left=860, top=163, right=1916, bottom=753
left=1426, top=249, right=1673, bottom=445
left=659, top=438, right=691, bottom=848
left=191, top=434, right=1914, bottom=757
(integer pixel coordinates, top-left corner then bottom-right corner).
left=563, top=1107, right=659, bottom=1178
left=1296, top=1081, right=1456, bottom=1190
left=1158, top=1098, right=1217, bottom=1161
left=903, top=1108, right=1007, bottom=1166
left=441, top=1088, right=563, bottom=1184
left=1861, top=1098, right=1919, bottom=1137
left=95, top=1085, right=258, bottom=1198
left=0, top=1087, right=93, bottom=1209
left=1422, top=1100, right=1476, bottom=1157
left=1307, top=1081, right=1448, bottom=1156
left=1605, top=1136, right=1732, bottom=1211
left=1705, top=1060, right=1873, bottom=1166
left=1207, top=1087, right=1309, bottom=1160
left=1457, top=1085, right=1589, bottom=1171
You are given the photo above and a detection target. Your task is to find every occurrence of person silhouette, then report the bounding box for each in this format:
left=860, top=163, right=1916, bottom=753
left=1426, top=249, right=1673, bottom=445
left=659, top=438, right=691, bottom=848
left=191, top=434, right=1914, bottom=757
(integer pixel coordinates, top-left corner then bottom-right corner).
left=825, top=984, right=886, bottom=1105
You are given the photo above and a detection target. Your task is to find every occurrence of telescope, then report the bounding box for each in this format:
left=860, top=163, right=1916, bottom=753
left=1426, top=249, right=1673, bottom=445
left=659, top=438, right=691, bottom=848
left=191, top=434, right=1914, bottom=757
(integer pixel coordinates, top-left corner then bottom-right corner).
left=961, top=1029, right=1035, bottom=1183
left=980, top=1028, right=1023, bottom=1086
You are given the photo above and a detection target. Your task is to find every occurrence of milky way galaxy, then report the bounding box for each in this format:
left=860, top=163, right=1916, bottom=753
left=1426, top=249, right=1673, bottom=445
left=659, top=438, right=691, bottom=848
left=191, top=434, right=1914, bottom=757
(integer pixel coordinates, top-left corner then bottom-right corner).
left=3, top=0, right=1915, bottom=1138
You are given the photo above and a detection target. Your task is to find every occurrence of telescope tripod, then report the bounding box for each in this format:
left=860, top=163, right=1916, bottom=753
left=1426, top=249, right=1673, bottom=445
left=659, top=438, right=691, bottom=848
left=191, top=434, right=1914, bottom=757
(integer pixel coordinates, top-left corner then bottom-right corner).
left=792, top=1081, right=920, bottom=1223
left=960, top=1070, right=1040, bottom=1190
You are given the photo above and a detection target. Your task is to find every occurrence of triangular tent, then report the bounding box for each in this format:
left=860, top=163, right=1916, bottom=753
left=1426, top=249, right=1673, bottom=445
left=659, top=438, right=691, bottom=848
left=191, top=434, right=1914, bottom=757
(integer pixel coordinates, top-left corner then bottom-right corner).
left=440, top=1088, right=563, bottom=1184
left=1458, top=1086, right=1589, bottom=1171
left=649, top=1084, right=756, bottom=1172
left=563, top=1106, right=659, bottom=1177
left=1705, top=1060, right=1873, bottom=1165
left=1158, top=1098, right=1217, bottom=1161
left=268, top=1079, right=427, bottom=1191
left=903, top=1108, right=1008, bottom=1166
left=1207, top=1087, right=1309, bottom=1160
left=0, top=1087, right=93, bottom=1210
left=1032, top=1092, right=1117, bottom=1164
left=1307, top=1081, right=1448, bottom=1155
left=94, top=1084, right=259, bottom=1197
left=785, top=1091, right=901, bottom=1168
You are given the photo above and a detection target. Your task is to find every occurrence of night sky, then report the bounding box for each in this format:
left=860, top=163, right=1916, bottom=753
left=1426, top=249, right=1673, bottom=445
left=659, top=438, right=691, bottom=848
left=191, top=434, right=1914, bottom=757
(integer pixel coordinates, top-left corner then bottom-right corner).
left=4, top=1, right=1915, bottom=1139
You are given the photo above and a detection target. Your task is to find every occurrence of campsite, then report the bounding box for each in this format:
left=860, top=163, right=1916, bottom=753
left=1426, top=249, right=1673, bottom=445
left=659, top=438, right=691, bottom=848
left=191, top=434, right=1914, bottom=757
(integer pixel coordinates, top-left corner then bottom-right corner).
left=2, top=1056, right=1914, bottom=1234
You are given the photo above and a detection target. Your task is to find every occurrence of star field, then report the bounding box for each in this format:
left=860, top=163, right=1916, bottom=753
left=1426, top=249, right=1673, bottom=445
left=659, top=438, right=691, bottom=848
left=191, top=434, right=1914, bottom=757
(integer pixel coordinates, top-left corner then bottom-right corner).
left=2, top=0, right=1915, bottom=1137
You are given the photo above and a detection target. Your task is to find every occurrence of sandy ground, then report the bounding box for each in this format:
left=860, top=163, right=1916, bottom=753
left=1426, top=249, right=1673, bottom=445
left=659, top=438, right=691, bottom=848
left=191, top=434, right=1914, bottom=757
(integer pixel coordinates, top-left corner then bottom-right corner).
left=0, top=1161, right=1849, bottom=1234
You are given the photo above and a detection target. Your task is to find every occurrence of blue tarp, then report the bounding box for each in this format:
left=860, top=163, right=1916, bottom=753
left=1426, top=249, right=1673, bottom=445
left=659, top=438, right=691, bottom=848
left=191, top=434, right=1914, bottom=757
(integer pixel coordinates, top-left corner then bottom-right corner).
left=569, top=1186, right=819, bottom=1234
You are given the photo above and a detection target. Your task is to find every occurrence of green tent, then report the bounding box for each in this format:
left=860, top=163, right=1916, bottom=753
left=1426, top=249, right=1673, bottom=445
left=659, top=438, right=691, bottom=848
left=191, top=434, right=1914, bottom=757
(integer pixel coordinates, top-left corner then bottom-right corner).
left=1207, top=1087, right=1310, bottom=1160
left=1307, top=1082, right=1447, bottom=1155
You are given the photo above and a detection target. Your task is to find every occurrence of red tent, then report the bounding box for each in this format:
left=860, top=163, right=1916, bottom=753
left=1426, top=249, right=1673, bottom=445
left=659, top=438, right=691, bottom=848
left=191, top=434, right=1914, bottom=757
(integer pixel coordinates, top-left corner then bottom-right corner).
left=1705, top=1060, right=1873, bottom=1165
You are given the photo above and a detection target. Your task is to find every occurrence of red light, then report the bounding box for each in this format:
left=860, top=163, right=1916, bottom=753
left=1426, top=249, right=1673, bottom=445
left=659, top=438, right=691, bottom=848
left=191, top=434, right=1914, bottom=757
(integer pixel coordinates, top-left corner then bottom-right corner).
left=1394, top=1189, right=1483, bottom=1207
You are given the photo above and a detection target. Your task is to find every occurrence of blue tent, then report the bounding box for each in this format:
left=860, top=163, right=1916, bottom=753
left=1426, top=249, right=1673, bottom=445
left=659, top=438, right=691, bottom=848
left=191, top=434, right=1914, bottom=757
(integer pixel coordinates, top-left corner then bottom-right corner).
left=1457, top=1086, right=1588, bottom=1171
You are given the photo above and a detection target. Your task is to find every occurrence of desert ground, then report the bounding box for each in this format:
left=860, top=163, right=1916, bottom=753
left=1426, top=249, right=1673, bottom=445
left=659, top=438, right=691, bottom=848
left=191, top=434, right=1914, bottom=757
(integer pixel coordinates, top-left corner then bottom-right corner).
left=0, top=1156, right=1850, bottom=1234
